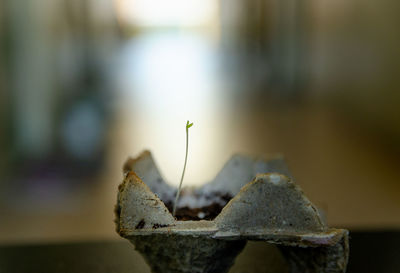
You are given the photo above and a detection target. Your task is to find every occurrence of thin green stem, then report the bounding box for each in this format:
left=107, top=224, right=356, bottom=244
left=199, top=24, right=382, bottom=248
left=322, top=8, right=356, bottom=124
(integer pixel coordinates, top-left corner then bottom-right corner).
left=173, top=121, right=192, bottom=217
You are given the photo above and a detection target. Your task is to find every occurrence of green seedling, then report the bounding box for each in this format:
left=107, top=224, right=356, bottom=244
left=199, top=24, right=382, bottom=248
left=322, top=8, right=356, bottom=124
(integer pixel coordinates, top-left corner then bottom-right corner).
left=172, top=120, right=194, bottom=217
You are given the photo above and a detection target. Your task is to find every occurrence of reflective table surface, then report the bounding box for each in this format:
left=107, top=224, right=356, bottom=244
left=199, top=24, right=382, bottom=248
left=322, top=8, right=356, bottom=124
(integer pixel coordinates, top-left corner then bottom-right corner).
left=1, top=231, right=399, bottom=273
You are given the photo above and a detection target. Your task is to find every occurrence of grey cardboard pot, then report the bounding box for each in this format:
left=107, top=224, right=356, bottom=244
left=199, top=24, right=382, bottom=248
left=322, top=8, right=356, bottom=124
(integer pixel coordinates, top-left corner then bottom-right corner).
left=115, top=151, right=349, bottom=273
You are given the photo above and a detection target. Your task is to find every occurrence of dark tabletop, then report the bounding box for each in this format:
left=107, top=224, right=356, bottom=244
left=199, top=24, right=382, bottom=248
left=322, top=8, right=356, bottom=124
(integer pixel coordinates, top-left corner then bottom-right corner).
left=1, top=231, right=399, bottom=273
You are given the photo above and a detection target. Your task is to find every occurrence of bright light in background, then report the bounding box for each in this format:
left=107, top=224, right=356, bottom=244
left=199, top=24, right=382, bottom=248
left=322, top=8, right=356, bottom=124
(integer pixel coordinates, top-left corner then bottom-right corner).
left=114, top=31, right=230, bottom=187
left=112, top=31, right=231, bottom=185
left=115, top=0, right=217, bottom=27
left=111, top=0, right=228, bottom=186
left=124, top=33, right=216, bottom=116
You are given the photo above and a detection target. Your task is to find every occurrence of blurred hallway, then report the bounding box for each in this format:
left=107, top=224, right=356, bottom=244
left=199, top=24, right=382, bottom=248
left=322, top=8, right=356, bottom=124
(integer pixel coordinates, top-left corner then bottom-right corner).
left=1, top=0, right=399, bottom=244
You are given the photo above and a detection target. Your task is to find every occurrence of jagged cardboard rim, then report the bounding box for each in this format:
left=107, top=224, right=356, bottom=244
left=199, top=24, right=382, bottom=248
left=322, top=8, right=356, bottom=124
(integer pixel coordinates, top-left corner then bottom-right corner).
left=115, top=151, right=347, bottom=248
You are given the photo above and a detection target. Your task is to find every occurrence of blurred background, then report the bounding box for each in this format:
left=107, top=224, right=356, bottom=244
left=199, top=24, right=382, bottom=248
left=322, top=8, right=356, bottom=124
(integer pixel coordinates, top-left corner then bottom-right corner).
left=0, top=0, right=399, bottom=244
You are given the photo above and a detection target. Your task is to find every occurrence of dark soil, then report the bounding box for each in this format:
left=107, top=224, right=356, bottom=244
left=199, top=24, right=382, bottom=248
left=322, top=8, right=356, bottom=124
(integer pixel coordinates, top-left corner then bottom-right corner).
left=165, top=192, right=232, bottom=221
